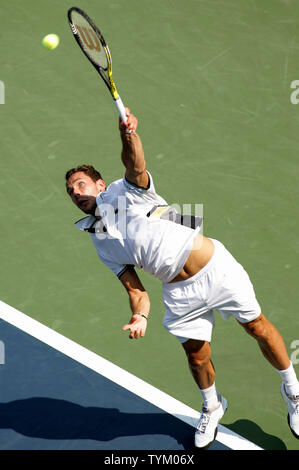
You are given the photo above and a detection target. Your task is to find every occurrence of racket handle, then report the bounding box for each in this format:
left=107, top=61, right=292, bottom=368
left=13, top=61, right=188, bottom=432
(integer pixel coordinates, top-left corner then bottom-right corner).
left=114, top=96, right=127, bottom=123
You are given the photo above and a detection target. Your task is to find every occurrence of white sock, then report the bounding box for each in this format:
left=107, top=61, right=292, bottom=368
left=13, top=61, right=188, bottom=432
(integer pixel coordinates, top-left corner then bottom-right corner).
left=277, top=362, right=299, bottom=396
left=199, top=383, right=219, bottom=410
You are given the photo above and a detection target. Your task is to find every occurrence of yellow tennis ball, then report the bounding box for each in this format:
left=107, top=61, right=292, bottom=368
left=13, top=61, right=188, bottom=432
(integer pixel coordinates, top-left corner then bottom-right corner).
left=42, top=34, right=60, bottom=50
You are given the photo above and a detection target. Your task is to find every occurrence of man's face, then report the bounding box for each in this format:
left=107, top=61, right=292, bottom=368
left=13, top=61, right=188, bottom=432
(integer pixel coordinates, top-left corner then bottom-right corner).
left=66, top=171, right=105, bottom=214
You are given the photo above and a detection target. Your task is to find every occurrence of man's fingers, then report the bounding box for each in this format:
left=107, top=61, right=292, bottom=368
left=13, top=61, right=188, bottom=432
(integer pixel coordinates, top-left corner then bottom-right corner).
left=122, top=324, right=135, bottom=340
left=122, top=323, right=145, bottom=339
left=119, top=107, right=130, bottom=125
left=119, top=108, right=137, bottom=133
left=122, top=324, right=132, bottom=332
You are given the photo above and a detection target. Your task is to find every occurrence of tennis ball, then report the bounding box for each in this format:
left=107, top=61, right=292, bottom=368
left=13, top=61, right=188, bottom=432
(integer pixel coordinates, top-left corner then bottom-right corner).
left=42, top=34, right=60, bottom=50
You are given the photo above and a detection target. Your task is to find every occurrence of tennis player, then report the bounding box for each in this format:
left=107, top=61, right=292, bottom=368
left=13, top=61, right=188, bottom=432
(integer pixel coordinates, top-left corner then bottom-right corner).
left=65, top=109, right=299, bottom=448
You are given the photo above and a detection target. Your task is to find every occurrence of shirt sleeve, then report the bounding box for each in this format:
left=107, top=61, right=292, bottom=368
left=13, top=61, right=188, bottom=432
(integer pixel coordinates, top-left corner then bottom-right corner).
left=95, top=248, right=133, bottom=279
left=124, top=171, right=153, bottom=193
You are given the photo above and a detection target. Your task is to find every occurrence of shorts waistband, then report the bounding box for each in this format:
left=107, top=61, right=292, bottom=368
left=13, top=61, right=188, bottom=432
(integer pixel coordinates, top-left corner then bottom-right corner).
left=163, top=238, right=223, bottom=288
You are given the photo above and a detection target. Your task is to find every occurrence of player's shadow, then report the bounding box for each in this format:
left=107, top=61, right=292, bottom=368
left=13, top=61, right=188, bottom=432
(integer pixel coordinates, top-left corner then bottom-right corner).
left=0, top=397, right=195, bottom=449
left=223, top=419, right=287, bottom=450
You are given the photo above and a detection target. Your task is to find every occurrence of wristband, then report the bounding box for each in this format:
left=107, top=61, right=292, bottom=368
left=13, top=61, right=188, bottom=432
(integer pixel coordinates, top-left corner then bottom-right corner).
left=136, top=313, right=148, bottom=320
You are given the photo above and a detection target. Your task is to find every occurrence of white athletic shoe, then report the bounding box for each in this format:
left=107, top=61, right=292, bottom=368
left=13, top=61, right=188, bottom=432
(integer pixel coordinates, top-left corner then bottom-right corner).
left=281, top=383, right=299, bottom=439
left=194, top=394, right=228, bottom=449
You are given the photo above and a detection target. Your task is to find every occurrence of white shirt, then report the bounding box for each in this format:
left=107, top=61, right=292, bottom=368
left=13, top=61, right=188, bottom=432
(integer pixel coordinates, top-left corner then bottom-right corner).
left=75, top=172, right=199, bottom=283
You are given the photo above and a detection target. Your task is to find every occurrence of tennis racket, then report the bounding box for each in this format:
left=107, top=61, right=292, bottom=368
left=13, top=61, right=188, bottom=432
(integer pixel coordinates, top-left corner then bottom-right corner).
left=67, top=7, right=127, bottom=123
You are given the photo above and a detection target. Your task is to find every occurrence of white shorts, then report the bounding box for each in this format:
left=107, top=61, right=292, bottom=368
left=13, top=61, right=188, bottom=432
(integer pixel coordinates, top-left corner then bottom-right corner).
left=162, top=238, right=261, bottom=343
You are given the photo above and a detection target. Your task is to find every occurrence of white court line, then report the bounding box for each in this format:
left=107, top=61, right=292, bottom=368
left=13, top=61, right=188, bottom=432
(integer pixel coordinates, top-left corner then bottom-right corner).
left=0, top=300, right=262, bottom=450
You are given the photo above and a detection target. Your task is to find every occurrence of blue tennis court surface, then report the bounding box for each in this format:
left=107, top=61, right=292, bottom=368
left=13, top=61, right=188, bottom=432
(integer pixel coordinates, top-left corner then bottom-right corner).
left=0, top=301, right=261, bottom=451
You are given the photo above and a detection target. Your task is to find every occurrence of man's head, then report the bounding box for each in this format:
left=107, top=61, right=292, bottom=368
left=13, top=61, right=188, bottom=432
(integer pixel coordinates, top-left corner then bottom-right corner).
left=65, top=164, right=106, bottom=214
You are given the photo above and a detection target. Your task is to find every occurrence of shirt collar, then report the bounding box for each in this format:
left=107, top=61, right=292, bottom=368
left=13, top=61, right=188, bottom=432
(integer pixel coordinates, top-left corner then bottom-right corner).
left=75, top=215, right=97, bottom=232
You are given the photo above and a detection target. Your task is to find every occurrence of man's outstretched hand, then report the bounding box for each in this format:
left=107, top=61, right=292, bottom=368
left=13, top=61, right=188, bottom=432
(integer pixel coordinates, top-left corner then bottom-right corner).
left=122, top=313, right=147, bottom=339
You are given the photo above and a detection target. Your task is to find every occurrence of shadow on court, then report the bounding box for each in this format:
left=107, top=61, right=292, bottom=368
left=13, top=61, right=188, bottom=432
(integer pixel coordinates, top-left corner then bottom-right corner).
left=224, top=419, right=287, bottom=450
left=0, top=397, right=195, bottom=449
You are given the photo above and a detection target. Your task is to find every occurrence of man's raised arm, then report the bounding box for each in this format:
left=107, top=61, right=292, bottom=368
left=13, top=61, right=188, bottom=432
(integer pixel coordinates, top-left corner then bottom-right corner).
left=119, top=108, right=149, bottom=189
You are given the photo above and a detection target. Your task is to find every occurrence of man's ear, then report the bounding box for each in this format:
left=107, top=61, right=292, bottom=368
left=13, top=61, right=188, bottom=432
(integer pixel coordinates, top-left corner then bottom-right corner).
left=96, top=179, right=106, bottom=193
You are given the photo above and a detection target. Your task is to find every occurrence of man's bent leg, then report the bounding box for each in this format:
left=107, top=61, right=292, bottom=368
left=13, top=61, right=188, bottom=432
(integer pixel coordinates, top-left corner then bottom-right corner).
left=239, top=312, right=299, bottom=439
left=182, top=339, right=228, bottom=448
left=182, top=339, right=215, bottom=391
left=238, top=313, right=290, bottom=371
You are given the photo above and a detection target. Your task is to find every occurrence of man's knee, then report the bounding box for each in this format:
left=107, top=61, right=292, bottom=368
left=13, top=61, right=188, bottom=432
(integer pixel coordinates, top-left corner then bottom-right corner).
left=183, top=339, right=212, bottom=368
left=239, top=313, right=270, bottom=340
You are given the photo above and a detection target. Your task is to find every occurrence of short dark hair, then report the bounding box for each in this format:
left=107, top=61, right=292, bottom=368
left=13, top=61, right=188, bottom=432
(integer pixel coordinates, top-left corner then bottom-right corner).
left=65, top=165, right=103, bottom=186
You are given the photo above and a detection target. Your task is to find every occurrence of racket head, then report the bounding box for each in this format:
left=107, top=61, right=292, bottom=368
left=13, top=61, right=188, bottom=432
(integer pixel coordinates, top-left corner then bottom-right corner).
left=68, top=7, right=116, bottom=96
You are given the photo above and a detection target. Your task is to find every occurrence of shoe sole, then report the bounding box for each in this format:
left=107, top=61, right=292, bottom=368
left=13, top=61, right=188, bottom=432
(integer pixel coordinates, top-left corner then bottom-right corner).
left=195, top=427, right=218, bottom=451
left=281, top=385, right=299, bottom=440
left=195, top=400, right=228, bottom=450
left=287, top=414, right=299, bottom=440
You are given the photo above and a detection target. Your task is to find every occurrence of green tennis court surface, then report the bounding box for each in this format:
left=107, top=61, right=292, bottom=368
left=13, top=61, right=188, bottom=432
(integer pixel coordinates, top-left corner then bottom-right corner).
left=1, top=0, right=299, bottom=450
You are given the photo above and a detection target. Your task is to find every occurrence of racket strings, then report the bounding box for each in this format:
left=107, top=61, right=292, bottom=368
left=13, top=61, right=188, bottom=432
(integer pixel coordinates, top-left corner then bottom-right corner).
left=76, top=25, right=101, bottom=52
